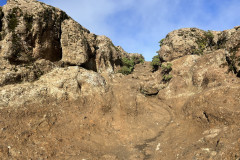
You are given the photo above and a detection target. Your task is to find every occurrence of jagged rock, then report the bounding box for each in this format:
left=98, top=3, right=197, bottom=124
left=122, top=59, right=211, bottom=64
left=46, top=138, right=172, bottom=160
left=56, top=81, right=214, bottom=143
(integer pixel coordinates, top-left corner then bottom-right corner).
left=0, top=66, right=107, bottom=107
left=61, top=19, right=90, bottom=66
left=140, top=82, right=166, bottom=96
left=61, top=18, right=123, bottom=73
left=158, top=28, right=208, bottom=61
left=0, top=0, right=124, bottom=73
left=1, top=0, right=68, bottom=63
left=94, top=35, right=122, bottom=73
left=157, top=29, right=240, bottom=127
left=158, top=27, right=240, bottom=76
left=0, top=0, right=240, bottom=159
left=0, top=59, right=55, bottom=86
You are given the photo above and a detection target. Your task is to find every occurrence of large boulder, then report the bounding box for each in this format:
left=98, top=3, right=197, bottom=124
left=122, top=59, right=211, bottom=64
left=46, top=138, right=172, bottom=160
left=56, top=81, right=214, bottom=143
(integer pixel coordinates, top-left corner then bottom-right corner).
left=158, top=28, right=209, bottom=61
left=1, top=0, right=68, bottom=63
left=0, top=66, right=108, bottom=107
left=158, top=27, right=240, bottom=76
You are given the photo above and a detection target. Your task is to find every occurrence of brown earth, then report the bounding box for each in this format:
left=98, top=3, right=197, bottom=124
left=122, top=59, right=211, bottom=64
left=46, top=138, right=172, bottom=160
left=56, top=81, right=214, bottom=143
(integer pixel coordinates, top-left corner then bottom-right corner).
left=0, top=0, right=240, bottom=160
left=0, top=62, right=239, bottom=160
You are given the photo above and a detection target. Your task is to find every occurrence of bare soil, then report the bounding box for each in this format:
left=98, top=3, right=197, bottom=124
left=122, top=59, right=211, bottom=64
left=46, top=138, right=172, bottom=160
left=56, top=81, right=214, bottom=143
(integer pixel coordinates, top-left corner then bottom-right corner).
left=0, top=62, right=239, bottom=160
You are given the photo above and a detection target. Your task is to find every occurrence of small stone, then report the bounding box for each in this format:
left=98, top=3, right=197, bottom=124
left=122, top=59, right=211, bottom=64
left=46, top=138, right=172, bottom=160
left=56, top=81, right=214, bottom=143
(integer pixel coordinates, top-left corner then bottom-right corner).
left=211, top=151, right=217, bottom=156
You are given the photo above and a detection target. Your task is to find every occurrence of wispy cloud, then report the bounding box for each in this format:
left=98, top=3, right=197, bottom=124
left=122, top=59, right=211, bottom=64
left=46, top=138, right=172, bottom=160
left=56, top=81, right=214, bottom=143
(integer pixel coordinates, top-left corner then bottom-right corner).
left=39, top=0, right=240, bottom=61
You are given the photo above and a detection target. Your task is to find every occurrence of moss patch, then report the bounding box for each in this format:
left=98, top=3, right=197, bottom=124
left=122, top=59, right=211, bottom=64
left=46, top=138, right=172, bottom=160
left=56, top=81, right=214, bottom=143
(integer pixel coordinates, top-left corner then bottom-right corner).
left=11, top=33, right=22, bottom=59
left=159, top=38, right=165, bottom=47
left=7, top=7, right=22, bottom=32
left=161, top=63, right=173, bottom=83
left=192, top=30, right=214, bottom=55
left=24, top=14, right=33, bottom=31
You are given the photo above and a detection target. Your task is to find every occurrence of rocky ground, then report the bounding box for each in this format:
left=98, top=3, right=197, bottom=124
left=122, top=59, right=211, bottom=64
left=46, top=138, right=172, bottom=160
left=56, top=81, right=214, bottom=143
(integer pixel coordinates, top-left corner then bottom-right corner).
left=0, top=61, right=240, bottom=160
left=0, top=0, right=240, bottom=160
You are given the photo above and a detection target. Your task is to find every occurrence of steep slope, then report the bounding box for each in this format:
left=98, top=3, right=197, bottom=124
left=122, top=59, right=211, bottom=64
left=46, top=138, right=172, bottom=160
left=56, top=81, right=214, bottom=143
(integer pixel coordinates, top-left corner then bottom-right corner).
left=0, top=0, right=240, bottom=160
left=156, top=27, right=240, bottom=159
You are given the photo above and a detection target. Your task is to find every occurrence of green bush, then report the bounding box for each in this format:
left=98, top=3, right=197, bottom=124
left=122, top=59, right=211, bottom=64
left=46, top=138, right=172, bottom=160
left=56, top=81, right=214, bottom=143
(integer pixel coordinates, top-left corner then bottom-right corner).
left=121, top=57, right=134, bottom=68
left=161, top=63, right=172, bottom=74
left=205, top=30, right=214, bottom=41
left=7, top=7, right=22, bottom=32
left=118, top=57, right=135, bottom=75
left=162, top=74, right=173, bottom=82
left=161, top=63, right=173, bottom=83
left=118, top=55, right=145, bottom=75
left=193, top=30, right=214, bottom=55
left=131, top=54, right=145, bottom=64
left=193, top=37, right=207, bottom=55
left=24, top=14, right=33, bottom=31
left=118, top=66, right=132, bottom=75
left=151, top=55, right=161, bottom=71
left=159, top=38, right=165, bottom=47
left=139, top=57, right=144, bottom=64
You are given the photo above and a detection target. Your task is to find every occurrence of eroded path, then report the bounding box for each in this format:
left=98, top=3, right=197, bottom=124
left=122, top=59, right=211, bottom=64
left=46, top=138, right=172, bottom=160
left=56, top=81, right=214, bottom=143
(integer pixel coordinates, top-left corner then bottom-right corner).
left=106, top=62, right=206, bottom=160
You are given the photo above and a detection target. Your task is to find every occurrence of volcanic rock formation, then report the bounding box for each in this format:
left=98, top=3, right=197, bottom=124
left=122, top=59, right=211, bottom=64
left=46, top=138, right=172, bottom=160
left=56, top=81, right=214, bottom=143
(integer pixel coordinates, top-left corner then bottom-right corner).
left=0, top=0, right=240, bottom=160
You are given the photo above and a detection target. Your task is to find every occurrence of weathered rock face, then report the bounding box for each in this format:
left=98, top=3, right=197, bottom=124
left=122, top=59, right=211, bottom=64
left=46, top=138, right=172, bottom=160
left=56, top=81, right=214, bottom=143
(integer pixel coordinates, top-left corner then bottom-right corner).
left=155, top=27, right=240, bottom=159
left=1, top=0, right=67, bottom=63
left=0, top=0, right=124, bottom=73
left=0, top=66, right=108, bottom=107
left=158, top=28, right=207, bottom=61
left=60, top=18, right=123, bottom=73
left=158, top=27, right=240, bottom=76
left=157, top=26, right=240, bottom=120
left=1, top=0, right=240, bottom=159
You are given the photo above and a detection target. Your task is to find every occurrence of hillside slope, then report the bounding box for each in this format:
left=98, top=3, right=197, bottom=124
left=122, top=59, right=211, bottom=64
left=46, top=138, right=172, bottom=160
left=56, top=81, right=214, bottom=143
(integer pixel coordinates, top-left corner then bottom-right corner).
left=0, top=0, right=240, bottom=160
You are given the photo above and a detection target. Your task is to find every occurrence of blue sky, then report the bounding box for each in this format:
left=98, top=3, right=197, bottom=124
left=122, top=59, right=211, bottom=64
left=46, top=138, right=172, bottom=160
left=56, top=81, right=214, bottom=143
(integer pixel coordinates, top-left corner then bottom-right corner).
left=0, top=0, right=7, bottom=6
left=1, top=0, right=240, bottom=61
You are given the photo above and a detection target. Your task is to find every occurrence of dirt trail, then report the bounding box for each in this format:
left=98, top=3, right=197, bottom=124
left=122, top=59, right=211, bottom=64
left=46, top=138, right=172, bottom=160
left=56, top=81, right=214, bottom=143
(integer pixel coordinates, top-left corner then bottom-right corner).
left=106, top=62, right=204, bottom=160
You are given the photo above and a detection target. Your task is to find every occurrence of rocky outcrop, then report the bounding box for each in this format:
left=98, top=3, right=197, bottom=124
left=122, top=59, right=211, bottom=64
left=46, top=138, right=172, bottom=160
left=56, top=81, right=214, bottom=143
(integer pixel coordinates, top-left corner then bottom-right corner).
left=157, top=26, right=240, bottom=121
left=0, top=0, right=240, bottom=159
left=0, top=0, right=124, bottom=74
left=153, top=27, right=240, bottom=159
left=158, top=27, right=240, bottom=77
left=0, top=66, right=108, bottom=107
left=0, top=59, right=55, bottom=86
left=158, top=28, right=207, bottom=61
left=61, top=19, right=122, bottom=73
left=1, top=0, right=67, bottom=63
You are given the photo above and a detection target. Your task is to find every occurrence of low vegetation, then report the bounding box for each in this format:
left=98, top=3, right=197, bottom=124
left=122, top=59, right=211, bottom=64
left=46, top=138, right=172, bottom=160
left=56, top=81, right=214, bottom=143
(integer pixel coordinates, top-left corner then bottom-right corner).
left=159, top=38, right=165, bottom=47
left=192, top=30, right=214, bottom=55
left=118, top=65, right=133, bottom=75
left=131, top=54, right=145, bottom=64
left=118, top=55, right=145, bottom=75
left=151, top=55, right=161, bottom=72
left=24, top=13, right=33, bottom=31
left=161, top=63, right=172, bottom=74
left=161, top=63, right=173, bottom=82
left=162, top=74, right=173, bottom=82
left=7, top=7, right=22, bottom=31
left=226, top=52, right=239, bottom=74
left=11, top=33, right=22, bottom=60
